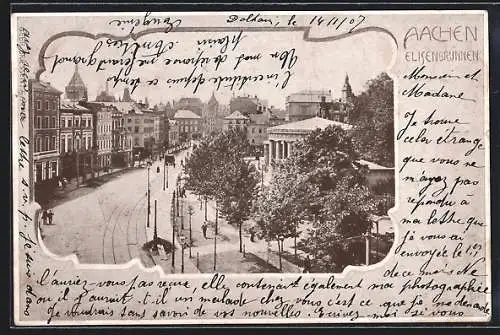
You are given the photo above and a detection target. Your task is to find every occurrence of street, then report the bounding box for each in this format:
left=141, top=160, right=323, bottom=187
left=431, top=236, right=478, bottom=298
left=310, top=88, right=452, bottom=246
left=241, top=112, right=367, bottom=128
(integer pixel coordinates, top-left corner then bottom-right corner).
left=41, top=147, right=302, bottom=274
left=42, top=149, right=194, bottom=271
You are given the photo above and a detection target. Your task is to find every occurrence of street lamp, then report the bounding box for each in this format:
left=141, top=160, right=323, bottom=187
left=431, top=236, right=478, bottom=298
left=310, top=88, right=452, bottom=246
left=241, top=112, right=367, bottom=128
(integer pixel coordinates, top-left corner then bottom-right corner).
left=187, top=205, right=194, bottom=258
left=231, top=200, right=242, bottom=253
left=171, top=192, right=176, bottom=269
left=179, top=235, right=187, bottom=273
left=163, top=158, right=168, bottom=191
left=364, top=231, right=371, bottom=266
left=146, top=161, right=152, bottom=228
left=278, top=234, right=284, bottom=272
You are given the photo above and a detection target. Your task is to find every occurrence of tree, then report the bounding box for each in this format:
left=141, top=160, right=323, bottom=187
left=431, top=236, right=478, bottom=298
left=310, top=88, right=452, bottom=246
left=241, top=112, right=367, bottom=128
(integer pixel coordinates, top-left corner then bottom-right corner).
left=351, top=72, right=394, bottom=168
left=184, top=128, right=257, bottom=252
left=255, top=125, right=392, bottom=272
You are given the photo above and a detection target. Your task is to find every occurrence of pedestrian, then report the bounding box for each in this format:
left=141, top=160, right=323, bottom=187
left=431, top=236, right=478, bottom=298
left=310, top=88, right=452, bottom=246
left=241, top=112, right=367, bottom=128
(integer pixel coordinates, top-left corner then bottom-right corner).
left=250, top=228, right=256, bottom=242
left=42, top=210, right=48, bottom=225
left=202, top=222, right=208, bottom=239
left=47, top=209, right=54, bottom=225
left=303, top=255, right=312, bottom=273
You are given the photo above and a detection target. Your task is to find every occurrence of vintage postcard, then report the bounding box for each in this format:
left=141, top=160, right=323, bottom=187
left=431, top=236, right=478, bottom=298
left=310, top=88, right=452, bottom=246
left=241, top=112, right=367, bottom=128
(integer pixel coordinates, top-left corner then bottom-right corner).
left=11, top=10, right=490, bottom=324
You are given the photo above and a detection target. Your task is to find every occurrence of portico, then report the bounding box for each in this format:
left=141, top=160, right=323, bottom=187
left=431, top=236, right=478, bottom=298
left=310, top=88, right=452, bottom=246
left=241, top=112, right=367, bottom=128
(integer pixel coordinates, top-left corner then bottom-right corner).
left=264, top=116, right=352, bottom=165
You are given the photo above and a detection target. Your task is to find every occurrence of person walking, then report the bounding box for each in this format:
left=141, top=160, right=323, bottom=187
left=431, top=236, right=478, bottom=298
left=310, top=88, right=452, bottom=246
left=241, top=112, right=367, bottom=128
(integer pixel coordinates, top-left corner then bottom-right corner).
left=201, top=222, right=208, bottom=239
left=303, top=255, right=312, bottom=273
left=42, top=210, right=48, bottom=225
left=47, top=209, right=54, bottom=225
left=250, top=227, right=256, bottom=242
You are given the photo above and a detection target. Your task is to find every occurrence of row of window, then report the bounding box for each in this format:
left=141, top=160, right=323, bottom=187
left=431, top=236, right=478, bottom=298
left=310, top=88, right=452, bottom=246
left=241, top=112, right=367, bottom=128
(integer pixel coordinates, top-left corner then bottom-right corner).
left=61, top=116, right=93, bottom=129
left=34, top=100, right=57, bottom=112
left=34, top=136, right=57, bottom=153
left=34, top=116, right=57, bottom=129
left=182, top=126, right=198, bottom=132
left=98, top=123, right=112, bottom=133
left=60, top=134, right=92, bottom=153
left=98, top=139, right=112, bottom=150
left=34, top=160, right=58, bottom=183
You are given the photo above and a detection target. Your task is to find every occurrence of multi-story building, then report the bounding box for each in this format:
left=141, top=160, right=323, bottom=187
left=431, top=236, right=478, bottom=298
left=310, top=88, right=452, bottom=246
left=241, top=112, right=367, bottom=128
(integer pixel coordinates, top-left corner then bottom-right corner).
left=174, top=109, right=201, bottom=141
left=59, top=101, right=94, bottom=180
left=96, top=105, right=113, bottom=171
left=111, top=108, right=133, bottom=167
left=285, top=75, right=355, bottom=123
left=202, top=92, right=219, bottom=137
left=247, top=114, right=269, bottom=147
left=229, top=94, right=269, bottom=115
left=168, top=120, right=180, bottom=148
left=174, top=97, right=203, bottom=116
left=122, top=110, right=157, bottom=158
left=30, top=80, right=62, bottom=189
left=223, top=111, right=249, bottom=132
left=285, top=89, right=333, bottom=122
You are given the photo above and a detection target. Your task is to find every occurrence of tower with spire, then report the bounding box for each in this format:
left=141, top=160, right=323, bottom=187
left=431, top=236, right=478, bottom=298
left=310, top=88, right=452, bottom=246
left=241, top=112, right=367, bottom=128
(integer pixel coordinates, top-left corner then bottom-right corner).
left=65, top=65, right=88, bottom=102
left=95, top=80, right=116, bottom=102
left=122, top=87, right=134, bottom=102
left=341, top=73, right=354, bottom=104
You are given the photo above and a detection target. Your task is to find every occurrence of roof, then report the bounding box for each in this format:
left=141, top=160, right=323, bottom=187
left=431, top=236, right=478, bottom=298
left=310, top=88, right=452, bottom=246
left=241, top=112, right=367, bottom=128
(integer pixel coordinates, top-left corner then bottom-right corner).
left=356, top=159, right=393, bottom=170
left=60, top=101, right=90, bottom=112
left=67, top=66, right=86, bottom=88
left=268, top=117, right=352, bottom=133
left=98, top=101, right=139, bottom=114
left=286, top=90, right=333, bottom=103
left=30, top=80, right=62, bottom=95
left=224, top=111, right=249, bottom=120
left=249, top=114, right=268, bottom=124
left=174, top=109, right=201, bottom=119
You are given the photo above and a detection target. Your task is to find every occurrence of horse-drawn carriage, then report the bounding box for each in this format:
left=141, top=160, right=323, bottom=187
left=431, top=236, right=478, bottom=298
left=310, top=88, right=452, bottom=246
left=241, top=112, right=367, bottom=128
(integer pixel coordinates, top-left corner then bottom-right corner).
left=164, top=154, right=175, bottom=166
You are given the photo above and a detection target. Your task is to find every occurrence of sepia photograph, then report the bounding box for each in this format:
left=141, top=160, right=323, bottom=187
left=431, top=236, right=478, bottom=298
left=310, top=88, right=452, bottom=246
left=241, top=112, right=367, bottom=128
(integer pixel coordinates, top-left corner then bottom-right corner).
left=12, top=10, right=490, bottom=324
left=31, top=40, right=395, bottom=274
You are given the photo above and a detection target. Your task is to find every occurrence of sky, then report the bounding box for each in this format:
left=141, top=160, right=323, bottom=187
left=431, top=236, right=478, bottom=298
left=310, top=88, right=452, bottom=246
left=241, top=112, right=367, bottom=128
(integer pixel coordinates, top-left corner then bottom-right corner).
left=19, top=14, right=395, bottom=109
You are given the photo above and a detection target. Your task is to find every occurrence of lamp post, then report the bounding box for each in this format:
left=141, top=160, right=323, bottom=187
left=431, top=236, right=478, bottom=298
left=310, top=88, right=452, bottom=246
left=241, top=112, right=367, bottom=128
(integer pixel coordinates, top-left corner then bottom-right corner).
left=163, top=159, right=167, bottom=191
left=171, top=192, right=176, bottom=269
left=152, top=200, right=158, bottom=254
left=147, top=162, right=151, bottom=228
left=213, top=222, right=217, bottom=272
left=180, top=236, right=186, bottom=273
left=278, top=234, right=284, bottom=272
left=187, top=205, right=194, bottom=258
left=231, top=200, right=242, bottom=253
left=364, top=232, right=371, bottom=266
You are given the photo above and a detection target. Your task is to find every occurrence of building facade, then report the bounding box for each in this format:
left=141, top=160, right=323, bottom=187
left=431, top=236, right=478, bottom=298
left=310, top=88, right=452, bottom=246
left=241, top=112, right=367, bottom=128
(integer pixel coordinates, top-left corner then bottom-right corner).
left=264, top=117, right=352, bottom=165
left=285, top=90, right=333, bottom=122
left=96, top=106, right=113, bottom=170
left=168, top=120, right=180, bottom=147
left=59, top=101, right=94, bottom=180
left=30, top=80, right=62, bottom=186
left=174, top=97, right=203, bottom=116
left=223, top=111, right=249, bottom=132
left=229, top=94, right=269, bottom=115
left=174, top=109, right=201, bottom=141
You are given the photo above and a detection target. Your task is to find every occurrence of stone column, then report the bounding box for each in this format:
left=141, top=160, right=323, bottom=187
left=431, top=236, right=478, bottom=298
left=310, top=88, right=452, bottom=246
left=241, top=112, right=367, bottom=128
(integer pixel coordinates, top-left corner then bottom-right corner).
left=277, top=140, right=282, bottom=159
left=288, top=141, right=294, bottom=157
left=283, top=141, right=289, bottom=158
left=264, top=142, right=269, bottom=166
left=270, top=139, right=276, bottom=160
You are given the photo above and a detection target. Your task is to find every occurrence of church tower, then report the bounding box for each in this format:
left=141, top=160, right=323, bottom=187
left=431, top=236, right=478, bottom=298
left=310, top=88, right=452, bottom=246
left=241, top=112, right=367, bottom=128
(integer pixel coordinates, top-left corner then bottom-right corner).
left=122, top=87, right=133, bottom=102
left=65, top=65, right=88, bottom=102
left=341, top=73, right=354, bottom=104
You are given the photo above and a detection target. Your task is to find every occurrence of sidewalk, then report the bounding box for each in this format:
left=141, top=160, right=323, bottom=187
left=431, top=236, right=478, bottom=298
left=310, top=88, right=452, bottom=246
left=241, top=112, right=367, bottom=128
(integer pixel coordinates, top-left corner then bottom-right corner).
left=184, top=193, right=303, bottom=273
left=48, top=167, right=131, bottom=209
left=142, top=151, right=199, bottom=274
